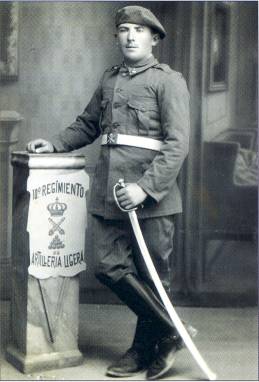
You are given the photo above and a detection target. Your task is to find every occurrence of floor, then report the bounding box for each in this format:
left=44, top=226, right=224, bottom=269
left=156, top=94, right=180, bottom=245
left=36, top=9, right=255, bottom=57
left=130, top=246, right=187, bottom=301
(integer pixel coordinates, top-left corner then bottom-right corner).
left=0, top=303, right=258, bottom=381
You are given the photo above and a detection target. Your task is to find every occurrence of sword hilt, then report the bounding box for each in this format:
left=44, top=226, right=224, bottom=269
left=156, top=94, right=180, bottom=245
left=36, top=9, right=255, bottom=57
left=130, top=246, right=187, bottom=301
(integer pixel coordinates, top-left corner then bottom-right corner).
left=118, top=179, right=126, bottom=188
left=113, top=178, right=138, bottom=212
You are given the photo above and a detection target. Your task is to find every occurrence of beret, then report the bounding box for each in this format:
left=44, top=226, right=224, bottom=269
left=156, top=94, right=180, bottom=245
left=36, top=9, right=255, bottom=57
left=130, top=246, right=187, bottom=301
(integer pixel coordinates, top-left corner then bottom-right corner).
left=115, top=5, right=166, bottom=39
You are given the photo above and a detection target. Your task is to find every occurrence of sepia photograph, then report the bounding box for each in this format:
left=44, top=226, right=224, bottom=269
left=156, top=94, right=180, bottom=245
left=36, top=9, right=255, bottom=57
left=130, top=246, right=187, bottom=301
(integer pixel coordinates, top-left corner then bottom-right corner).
left=0, top=1, right=258, bottom=380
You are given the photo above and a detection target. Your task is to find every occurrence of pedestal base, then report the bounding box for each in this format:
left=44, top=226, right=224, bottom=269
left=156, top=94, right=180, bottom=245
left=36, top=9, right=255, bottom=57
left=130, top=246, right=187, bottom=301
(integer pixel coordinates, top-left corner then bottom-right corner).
left=8, top=153, right=88, bottom=374
left=6, top=345, right=84, bottom=374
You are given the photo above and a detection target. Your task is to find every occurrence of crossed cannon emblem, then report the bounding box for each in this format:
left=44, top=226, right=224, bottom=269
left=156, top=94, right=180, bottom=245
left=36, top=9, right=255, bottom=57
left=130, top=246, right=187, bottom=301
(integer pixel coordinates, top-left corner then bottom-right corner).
left=48, top=217, right=65, bottom=236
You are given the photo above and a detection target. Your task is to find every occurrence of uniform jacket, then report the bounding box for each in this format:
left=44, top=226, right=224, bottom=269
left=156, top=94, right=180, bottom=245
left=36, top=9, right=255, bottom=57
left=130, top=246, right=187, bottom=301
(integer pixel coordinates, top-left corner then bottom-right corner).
left=52, top=55, right=190, bottom=219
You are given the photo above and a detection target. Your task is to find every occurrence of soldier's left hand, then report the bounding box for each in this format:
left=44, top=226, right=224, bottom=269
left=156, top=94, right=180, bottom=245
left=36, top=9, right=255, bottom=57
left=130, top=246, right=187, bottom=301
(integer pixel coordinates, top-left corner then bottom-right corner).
left=116, top=183, right=147, bottom=210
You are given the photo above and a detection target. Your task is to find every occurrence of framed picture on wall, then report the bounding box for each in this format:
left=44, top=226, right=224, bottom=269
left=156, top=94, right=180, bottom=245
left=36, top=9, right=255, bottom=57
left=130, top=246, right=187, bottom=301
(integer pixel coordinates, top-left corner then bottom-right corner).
left=0, top=2, right=19, bottom=81
left=208, top=2, right=230, bottom=92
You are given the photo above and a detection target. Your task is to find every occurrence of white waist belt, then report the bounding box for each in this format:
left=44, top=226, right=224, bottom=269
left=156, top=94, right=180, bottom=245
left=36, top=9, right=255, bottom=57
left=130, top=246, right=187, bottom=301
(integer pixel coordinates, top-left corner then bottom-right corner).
left=101, top=133, right=162, bottom=152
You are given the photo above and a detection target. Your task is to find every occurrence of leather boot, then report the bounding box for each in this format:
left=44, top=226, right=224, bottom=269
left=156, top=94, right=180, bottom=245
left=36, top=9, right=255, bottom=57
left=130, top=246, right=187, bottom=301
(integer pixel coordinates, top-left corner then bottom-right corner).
left=107, top=273, right=180, bottom=335
left=106, top=317, right=157, bottom=377
left=147, top=324, right=198, bottom=380
left=106, top=273, right=197, bottom=380
left=146, top=333, right=183, bottom=380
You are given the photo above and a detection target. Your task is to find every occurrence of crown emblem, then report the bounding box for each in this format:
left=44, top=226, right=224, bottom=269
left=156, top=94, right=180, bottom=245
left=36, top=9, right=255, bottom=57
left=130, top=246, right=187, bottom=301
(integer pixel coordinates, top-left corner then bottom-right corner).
left=47, top=198, right=67, bottom=217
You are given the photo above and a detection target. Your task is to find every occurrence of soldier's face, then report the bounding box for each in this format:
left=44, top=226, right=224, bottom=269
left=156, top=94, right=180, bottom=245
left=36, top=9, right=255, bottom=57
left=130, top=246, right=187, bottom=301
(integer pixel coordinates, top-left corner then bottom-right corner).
left=117, top=23, right=159, bottom=64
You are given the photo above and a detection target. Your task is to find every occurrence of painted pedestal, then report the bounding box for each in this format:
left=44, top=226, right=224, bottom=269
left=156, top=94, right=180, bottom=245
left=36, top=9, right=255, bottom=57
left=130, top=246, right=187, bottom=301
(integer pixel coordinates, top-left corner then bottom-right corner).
left=6, top=152, right=89, bottom=374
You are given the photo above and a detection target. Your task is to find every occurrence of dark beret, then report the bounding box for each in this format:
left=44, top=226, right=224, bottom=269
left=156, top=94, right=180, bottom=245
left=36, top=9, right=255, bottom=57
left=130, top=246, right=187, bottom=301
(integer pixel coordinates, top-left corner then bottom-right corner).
left=115, top=5, right=166, bottom=39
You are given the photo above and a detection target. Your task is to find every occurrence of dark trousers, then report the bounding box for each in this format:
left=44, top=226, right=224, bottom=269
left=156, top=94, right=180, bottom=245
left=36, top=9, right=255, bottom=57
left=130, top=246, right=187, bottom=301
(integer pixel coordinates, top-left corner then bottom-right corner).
left=92, top=214, right=175, bottom=294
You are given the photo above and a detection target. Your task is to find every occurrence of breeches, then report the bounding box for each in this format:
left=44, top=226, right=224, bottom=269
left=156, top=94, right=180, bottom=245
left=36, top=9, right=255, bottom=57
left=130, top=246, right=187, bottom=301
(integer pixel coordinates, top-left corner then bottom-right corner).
left=92, top=214, right=175, bottom=294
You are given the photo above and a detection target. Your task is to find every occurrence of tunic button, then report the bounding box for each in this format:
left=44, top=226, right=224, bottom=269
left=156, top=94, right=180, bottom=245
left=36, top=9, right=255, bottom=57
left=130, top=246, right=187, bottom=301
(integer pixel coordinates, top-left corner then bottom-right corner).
left=116, top=88, right=122, bottom=93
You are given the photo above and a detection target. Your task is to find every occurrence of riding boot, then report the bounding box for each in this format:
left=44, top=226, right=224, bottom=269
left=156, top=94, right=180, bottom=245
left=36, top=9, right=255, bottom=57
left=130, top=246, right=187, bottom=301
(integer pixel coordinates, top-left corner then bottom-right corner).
left=105, top=273, right=197, bottom=380
left=106, top=317, right=157, bottom=377
left=107, top=273, right=179, bottom=336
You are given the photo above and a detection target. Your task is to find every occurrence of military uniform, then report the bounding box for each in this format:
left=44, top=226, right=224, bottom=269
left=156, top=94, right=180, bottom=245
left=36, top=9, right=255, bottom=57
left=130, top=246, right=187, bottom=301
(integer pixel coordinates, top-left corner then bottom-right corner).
left=52, top=55, right=190, bottom=219
left=51, top=55, right=190, bottom=288
left=50, top=6, right=191, bottom=379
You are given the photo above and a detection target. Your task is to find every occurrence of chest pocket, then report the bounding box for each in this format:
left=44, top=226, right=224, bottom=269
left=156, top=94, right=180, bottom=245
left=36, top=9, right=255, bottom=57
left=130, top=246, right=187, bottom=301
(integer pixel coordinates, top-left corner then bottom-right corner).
left=127, top=98, right=160, bottom=136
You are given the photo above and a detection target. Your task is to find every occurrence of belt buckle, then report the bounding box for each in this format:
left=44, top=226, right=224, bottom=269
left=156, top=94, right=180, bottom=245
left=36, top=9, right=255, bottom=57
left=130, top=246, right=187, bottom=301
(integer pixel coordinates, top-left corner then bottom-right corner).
left=107, top=132, right=118, bottom=145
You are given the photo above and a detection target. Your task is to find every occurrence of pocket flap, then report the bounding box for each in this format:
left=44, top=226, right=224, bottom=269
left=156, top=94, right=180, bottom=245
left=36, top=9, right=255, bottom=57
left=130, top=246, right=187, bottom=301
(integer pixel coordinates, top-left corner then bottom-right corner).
left=128, top=99, right=158, bottom=112
left=127, top=100, right=146, bottom=112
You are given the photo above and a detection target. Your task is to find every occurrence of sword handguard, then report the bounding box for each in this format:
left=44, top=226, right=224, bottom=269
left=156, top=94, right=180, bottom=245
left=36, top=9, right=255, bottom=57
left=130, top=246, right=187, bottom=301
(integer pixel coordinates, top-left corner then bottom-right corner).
left=113, top=178, right=138, bottom=212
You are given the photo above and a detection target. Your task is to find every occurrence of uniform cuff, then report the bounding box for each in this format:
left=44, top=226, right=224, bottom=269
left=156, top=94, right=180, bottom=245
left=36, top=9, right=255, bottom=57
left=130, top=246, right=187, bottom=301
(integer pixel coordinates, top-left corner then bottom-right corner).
left=137, top=179, right=160, bottom=203
left=51, top=135, right=69, bottom=153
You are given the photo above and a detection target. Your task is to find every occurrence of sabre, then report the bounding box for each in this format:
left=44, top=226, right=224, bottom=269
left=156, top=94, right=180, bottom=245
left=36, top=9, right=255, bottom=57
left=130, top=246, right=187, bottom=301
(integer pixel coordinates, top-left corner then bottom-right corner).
left=113, top=179, right=217, bottom=381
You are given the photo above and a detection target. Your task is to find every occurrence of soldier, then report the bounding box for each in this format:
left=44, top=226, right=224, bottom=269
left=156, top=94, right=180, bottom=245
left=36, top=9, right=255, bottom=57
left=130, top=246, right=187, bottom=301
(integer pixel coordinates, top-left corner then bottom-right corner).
left=27, top=5, right=192, bottom=380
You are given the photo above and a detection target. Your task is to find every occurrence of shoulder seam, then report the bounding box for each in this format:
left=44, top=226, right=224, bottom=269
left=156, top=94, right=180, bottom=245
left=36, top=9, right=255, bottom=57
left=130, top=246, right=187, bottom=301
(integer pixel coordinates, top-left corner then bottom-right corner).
left=153, top=64, right=183, bottom=77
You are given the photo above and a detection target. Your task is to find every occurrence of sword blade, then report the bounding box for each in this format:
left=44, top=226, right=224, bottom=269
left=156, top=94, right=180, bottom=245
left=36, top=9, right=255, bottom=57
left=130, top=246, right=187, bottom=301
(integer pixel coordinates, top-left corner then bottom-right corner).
left=128, top=210, right=216, bottom=381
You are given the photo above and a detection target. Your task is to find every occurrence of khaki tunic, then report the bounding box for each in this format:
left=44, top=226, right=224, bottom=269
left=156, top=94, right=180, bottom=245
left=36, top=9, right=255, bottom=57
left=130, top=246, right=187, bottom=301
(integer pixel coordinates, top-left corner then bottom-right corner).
left=52, top=55, right=190, bottom=220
